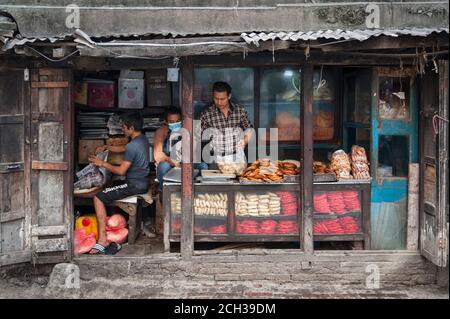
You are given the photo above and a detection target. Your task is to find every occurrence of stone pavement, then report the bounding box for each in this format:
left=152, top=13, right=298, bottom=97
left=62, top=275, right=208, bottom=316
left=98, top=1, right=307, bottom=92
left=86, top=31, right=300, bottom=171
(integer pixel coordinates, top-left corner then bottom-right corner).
left=0, top=272, right=448, bottom=299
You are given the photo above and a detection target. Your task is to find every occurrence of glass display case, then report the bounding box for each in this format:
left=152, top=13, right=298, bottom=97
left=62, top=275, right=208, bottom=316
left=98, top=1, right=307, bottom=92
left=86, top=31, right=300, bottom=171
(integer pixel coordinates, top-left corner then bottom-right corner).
left=313, top=180, right=371, bottom=248
left=164, top=183, right=301, bottom=249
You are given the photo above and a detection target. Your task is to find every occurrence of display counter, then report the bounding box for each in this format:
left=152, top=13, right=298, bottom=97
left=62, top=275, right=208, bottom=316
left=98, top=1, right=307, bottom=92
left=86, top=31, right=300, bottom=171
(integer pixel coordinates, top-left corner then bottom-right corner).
left=163, top=179, right=371, bottom=251
left=313, top=180, right=371, bottom=249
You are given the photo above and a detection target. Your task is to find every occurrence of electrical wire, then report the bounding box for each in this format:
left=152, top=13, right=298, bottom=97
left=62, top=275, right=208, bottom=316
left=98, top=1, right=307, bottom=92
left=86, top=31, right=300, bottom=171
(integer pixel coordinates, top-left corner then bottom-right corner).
left=24, top=45, right=79, bottom=62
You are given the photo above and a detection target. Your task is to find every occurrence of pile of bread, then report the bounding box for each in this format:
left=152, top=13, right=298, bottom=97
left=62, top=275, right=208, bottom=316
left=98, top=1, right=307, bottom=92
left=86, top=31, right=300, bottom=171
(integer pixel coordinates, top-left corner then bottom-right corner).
left=350, top=145, right=370, bottom=179
left=171, top=193, right=228, bottom=216
left=241, top=159, right=299, bottom=182
left=313, top=145, right=370, bottom=180
left=217, top=162, right=247, bottom=176
left=235, top=192, right=281, bottom=216
left=194, top=193, right=228, bottom=216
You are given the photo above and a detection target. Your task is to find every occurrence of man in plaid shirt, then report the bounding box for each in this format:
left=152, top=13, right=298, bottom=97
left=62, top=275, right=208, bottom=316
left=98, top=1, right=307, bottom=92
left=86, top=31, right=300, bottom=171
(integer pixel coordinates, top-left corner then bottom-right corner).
left=200, top=82, right=253, bottom=160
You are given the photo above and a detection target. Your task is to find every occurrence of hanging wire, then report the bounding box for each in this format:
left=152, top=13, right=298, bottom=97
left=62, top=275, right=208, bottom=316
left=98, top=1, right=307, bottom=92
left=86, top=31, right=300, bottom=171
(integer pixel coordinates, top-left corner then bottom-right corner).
left=315, top=65, right=326, bottom=92
left=24, top=45, right=80, bottom=62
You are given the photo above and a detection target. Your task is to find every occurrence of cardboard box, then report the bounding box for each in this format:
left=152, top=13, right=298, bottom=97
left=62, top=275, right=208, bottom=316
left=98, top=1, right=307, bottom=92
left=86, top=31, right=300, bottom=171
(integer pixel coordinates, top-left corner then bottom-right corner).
left=118, top=78, right=144, bottom=109
left=145, top=69, right=172, bottom=107
left=87, top=80, right=115, bottom=108
left=106, top=137, right=129, bottom=147
left=108, top=152, right=124, bottom=165
left=74, top=81, right=88, bottom=105
left=78, top=139, right=105, bottom=164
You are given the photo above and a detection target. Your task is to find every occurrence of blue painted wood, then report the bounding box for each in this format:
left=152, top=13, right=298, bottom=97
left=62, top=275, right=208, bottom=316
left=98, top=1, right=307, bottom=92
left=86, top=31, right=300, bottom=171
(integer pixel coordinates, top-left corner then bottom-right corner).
left=370, top=68, right=419, bottom=249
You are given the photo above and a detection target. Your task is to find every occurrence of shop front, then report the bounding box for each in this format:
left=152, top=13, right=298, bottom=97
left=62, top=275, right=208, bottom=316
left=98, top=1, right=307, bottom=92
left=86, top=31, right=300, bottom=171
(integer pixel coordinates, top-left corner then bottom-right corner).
left=0, top=2, right=448, bottom=287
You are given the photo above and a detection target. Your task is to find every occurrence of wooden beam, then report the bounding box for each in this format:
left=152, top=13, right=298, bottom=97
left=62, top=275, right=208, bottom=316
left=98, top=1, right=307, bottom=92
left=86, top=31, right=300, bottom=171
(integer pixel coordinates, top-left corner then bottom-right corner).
left=31, top=81, right=69, bottom=88
left=180, top=57, right=194, bottom=260
left=407, top=163, right=420, bottom=251
left=31, top=225, right=67, bottom=236
left=31, top=161, right=68, bottom=171
left=319, top=34, right=449, bottom=52
left=301, top=62, right=314, bottom=255
left=77, top=40, right=289, bottom=58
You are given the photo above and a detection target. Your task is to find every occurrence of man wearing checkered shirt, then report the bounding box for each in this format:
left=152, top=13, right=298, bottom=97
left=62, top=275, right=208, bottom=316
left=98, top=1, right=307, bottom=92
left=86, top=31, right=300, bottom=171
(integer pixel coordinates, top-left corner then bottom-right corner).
left=200, top=82, right=253, bottom=162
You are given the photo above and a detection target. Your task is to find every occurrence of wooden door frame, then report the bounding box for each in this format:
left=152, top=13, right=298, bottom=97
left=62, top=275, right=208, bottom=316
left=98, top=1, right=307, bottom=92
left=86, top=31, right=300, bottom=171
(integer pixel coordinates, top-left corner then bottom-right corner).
left=0, top=68, right=32, bottom=266
left=29, top=68, right=73, bottom=264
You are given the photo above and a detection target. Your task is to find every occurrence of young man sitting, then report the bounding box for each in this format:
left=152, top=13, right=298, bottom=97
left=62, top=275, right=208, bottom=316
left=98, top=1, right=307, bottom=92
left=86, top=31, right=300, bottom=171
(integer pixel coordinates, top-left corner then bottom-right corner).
left=88, top=112, right=150, bottom=254
left=153, top=107, right=207, bottom=193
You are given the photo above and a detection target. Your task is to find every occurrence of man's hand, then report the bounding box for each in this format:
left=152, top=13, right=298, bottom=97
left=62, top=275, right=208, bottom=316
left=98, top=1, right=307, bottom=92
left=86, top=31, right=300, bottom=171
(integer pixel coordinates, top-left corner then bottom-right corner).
left=95, top=145, right=108, bottom=154
left=88, top=155, right=104, bottom=167
left=168, top=159, right=178, bottom=167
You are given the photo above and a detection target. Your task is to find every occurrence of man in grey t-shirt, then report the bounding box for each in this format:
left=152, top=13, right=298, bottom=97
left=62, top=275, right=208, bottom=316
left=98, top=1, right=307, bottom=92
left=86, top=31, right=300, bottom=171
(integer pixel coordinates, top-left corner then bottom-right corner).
left=88, top=113, right=149, bottom=254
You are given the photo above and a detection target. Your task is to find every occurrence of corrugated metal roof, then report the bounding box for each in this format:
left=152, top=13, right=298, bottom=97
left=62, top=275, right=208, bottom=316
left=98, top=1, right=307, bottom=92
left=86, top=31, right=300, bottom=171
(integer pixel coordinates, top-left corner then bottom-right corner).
left=241, top=28, right=450, bottom=45
left=2, top=37, right=61, bottom=51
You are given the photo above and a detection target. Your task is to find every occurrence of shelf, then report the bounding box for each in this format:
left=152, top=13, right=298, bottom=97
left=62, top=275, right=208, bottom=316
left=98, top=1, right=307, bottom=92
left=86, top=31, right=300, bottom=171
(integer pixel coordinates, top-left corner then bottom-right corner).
left=313, top=234, right=364, bottom=241
left=235, top=215, right=298, bottom=220
left=75, top=104, right=167, bottom=114
left=170, top=235, right=299, bottom=242
left=313, top=211, right=361, bottom=219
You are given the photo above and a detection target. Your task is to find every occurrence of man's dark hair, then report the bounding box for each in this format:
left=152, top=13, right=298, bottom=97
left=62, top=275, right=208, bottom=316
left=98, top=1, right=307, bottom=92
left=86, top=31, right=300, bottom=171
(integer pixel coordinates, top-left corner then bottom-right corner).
left=165, top=106, right=182, bottom=121
left=121, top=112, right=143, bottom=132
left=212, top=81, right=232, bottom=95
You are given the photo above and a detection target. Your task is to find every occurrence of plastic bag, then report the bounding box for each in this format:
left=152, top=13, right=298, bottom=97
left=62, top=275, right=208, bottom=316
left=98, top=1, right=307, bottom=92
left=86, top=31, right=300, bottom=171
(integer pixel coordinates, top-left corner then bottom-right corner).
left=74, top=150, right=109, bottom=189
left=74, top=229, right=96, bottom=255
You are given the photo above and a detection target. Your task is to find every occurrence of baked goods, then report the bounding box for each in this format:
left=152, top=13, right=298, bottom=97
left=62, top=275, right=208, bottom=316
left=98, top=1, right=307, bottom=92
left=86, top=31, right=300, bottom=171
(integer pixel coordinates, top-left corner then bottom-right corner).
left=194, top=193, right=228, bottom=216
left=171, top=194, right=182, bottom=214
left=236, top=192, right=281, bottom=216
left=350, top=145, right=370, bottom=179
left=314, top=190, right=361, bottom=213
left=241, top=159, right=283, bottom=182
left=172, top=193, right=228, bottom=216
left=275, top=191, right=299, bottom=216
left=313, top=216, right=360, bottom=234
left=240, top=159, right=299, bottom=182
left=313, top=161, right=327, bottom=174
left=330, top=150, right=353, bottom=180
left=217, top=162, right=247, bottom=176
left=278, top=161, right=300, bottom=176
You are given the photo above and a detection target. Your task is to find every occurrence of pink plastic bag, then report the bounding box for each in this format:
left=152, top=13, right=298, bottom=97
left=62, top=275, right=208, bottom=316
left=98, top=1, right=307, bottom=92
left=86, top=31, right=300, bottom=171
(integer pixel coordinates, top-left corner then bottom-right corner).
left=106, top=228, right=129, bottom=244
left=74, top=229, right=96, bottom=255
left=106, top=214, right=127, bottom=231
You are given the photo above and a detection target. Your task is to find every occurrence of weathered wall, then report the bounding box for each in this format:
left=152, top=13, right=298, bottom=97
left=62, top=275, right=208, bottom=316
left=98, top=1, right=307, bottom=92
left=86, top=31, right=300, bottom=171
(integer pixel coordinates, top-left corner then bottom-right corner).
left=1, top=1, right=448, bottom=38
left=74, top=251, right=438, bottom=289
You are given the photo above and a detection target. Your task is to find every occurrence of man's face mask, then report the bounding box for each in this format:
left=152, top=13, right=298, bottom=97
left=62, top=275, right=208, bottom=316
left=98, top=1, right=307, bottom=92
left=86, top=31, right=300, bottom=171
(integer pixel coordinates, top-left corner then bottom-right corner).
left=168, top=121, right=182, bottom=132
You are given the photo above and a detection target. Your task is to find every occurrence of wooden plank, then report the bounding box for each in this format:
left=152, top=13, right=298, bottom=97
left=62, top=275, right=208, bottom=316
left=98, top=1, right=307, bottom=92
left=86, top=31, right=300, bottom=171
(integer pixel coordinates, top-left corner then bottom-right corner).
left=407, top=163, right=420, bottom=250
left=164, top=187, right=172, bottom=253
left=0, top=173, right=11, bottom=213
left=180, top=57, right=194, bottom=260
left=0, top=115, right=24, bottom=125
left=31, top=225, right=67, bottom=236
left=301, top=62, right=314, bottom=254
left=32, top=161, right=68, bottom=171
left=377, top=67, right=416, bottom=78
left=320, top=34, right=449, bottom=52
left=437, top=59, right=449, bottom=267
left=34, top=238, right=67, bottom=253
left=0, top=210, right=25, bottom=223
left=0, top=250, right=31, bottom=267
left=78, top=40, right=289, bottom=58
left=313, top=234, right=365, bottom=241
left=31, top=81, right=69, bottom=88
